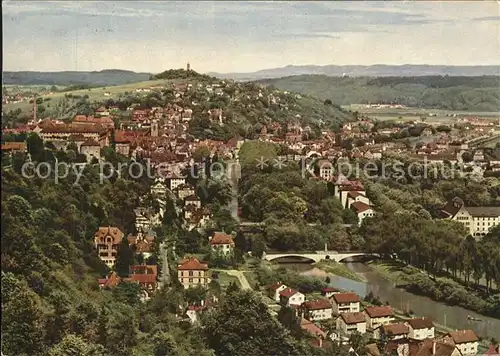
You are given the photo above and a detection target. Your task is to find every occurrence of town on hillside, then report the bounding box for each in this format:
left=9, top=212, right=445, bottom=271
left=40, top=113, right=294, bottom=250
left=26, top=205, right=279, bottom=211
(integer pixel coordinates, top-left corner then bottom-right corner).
left=2, top=64, right=500, bottom=356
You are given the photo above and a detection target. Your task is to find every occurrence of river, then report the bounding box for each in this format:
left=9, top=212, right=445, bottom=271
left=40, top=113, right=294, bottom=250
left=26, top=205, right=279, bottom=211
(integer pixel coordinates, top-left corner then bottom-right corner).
left=281, top=262, right=500, bottom=339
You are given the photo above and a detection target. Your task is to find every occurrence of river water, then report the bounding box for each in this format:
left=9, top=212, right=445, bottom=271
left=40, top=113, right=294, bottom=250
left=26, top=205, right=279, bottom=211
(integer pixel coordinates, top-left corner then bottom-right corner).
left=281, top=262, right=500, bottom=339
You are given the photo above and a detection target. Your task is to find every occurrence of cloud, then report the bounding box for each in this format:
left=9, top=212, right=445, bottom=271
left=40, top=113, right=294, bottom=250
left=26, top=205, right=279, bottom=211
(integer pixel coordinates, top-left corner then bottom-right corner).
left=275, top=33, right=340, bottom=40
left=472, top=16, right=500, bottom=22
left=2, top=1, right=499, bottom=72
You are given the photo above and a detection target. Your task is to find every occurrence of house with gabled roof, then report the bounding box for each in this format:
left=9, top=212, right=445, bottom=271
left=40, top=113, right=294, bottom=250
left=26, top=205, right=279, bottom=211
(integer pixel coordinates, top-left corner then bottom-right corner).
left=209, top=232, right=235, bottom=255
left=406, top=317, right=435, bottom=340
left=364, top=305, right=394, bottom=329
left=373, top=322, right=409, bottom=341
left=279, top=288, right=305, bottom=307
left=300, top=299, right=333, bottom=321
left=441, top=330, right=479, bottom=356
left=331, top=292, right=360, bottom=314
left=94, top=226, right=124, bottom=268
left=336, top=311, right=367, bottom=336
left=177, top=257, right=210, bottom=289
left=267, top=282, right=288, bottom=302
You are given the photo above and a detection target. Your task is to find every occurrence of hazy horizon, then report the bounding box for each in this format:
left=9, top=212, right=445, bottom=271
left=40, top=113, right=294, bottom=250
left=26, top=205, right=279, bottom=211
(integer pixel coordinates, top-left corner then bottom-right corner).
left=3, top=1, right=500, bottom=73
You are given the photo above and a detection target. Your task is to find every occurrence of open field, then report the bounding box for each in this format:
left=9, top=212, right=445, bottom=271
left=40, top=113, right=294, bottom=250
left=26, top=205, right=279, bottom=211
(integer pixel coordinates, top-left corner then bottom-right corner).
left=341, top=104, right=500, bottom=125
left=2, top=79, right=173, bottom=114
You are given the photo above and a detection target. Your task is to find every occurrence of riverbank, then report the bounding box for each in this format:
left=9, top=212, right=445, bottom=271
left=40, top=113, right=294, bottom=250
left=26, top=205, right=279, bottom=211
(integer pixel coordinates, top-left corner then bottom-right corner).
left=367, top=260, right=500, bottom=319
left=313, top=260, right=365, bottom=282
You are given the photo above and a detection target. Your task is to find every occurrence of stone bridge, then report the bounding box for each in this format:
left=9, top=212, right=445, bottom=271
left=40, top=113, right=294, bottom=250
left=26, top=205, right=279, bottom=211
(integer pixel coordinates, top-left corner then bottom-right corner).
left=263, top=251, right=380, bottom=263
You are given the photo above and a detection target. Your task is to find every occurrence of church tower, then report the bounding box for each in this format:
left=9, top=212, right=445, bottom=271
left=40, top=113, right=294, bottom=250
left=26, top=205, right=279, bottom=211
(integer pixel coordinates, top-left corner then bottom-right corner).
left=186, top=62, right=191, bottom=71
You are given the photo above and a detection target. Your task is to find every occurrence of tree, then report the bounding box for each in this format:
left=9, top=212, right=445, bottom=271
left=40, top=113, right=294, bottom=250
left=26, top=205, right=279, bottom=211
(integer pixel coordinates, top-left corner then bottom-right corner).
left=48, top=334, right=105, bottom=356
left=27, top=133, right=45, bottom=161
left=193, top=145, right=211, bottom=162
left=112, top=281, right=142, bottom=305
left=115, top=238, right=135, bottom=278
left=203, top=289, right=302, bottom=356
left=2, top=273, right=46, bottom=356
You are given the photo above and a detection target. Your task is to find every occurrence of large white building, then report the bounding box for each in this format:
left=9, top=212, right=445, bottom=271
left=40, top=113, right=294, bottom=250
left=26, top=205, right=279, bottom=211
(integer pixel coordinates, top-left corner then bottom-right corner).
left=442, top=199, right=500, bottom=238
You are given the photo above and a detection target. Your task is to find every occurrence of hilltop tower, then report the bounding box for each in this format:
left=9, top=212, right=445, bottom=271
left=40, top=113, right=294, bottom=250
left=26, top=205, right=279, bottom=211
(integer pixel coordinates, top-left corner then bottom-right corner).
left=186, top=62, right=191, bottom=71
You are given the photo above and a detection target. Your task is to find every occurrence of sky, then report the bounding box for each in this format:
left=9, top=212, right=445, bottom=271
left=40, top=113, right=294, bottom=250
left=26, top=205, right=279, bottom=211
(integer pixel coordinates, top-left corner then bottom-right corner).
left=3, top=1, right=500, bottom=73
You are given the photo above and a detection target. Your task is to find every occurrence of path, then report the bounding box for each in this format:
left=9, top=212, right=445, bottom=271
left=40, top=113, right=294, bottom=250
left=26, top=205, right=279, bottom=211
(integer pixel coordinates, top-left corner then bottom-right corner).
left=215, top=269, right=252, bottom=290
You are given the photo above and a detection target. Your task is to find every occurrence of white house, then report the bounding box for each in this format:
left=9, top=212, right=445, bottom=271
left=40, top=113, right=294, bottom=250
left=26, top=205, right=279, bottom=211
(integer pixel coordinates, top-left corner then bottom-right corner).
left=165, top=173, right=186, bottom=190
left=301, top=299, right=333, bottom=321
left=350, top=202, right=375, bottom=226
left=406, top=317, right=435, bottom=340
left=442, top=330, right=479, bottom=356
left=209, top=232, right=235, bottom=255
left=346, top=191, right=371, bottom=209
left=441, top=199, right=500, bottom=238
left=331, top=292, right=360, bottom=314
left=267, top=282, right=288, bottom=302
left=150, top=179, right=167, bottom=197
left=336, top=312, right=367, bottom=336
left=364, top=306, right=394, bottom=330
left=317, top=160, right=333, bottom=180
left=321, top=287, right=340, bottom=298
left=279, top=288, right=305, bottom=307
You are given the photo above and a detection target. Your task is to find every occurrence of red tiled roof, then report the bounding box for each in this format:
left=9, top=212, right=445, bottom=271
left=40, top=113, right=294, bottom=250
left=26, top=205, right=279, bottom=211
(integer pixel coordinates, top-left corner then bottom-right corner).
left=332, top=292, right=360, bottom=304
left=210, top=232, right=235, bottom=245
left=267, top=282, right=284, bottom=292
left=322, top=287, right=339, bottom=293
left=407, top=317, right=434, bottom=329
left=365, top=306, right=393, bottom=318
left=380, top=323, right=409, bottom=336
left=178, top=257, right=208, bottom=271
left=98, top=272, right=121, bottom=288
left=300, top=318, right=326, bottom=338
left=351, top=201, right=372, bottom=213
left=94, top=226, right=124, bottom=245
left=341, top=312, right=366, bottom=324
left=302, top=299, right=331, bottom=310
left=447, top=330, right=479, bottom=344
left=280, top=288, right=299, bottom=298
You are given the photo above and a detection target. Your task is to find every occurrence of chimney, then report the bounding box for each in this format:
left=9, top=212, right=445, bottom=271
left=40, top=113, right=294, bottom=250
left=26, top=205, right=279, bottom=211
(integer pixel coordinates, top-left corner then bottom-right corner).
left=318, top=336, right=323, bottom=348
left=432, top=341, right=436, bottom=355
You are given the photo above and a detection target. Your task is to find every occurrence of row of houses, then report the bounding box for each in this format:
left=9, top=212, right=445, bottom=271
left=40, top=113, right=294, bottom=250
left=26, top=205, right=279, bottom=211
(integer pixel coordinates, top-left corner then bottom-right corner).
left=267, top=282, right=481, bottom=355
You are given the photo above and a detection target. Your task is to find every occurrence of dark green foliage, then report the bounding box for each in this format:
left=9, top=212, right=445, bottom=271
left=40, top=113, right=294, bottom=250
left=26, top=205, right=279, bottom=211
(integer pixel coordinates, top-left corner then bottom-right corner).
left=203, top=289, right=303, bottom=356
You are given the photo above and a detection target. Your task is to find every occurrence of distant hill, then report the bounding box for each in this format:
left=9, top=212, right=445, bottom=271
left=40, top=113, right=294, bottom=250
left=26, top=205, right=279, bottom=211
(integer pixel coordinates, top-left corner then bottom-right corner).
left=256, top=75, right=500, bottom=112
left=2, top=70, right=151, bottom=86
left=209, top=65, right=500, bottom=81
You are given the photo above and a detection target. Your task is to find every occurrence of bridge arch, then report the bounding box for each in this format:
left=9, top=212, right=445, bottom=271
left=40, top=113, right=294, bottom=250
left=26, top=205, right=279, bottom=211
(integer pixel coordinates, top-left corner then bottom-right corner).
left=264, top=254, right=319, bottom=263
left=336, top=253, right=380, bottom=263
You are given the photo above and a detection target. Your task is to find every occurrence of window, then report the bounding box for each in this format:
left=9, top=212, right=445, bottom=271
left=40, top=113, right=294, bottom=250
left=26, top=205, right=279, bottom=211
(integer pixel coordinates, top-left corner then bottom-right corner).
left=189, top=278, right=193, bottom=283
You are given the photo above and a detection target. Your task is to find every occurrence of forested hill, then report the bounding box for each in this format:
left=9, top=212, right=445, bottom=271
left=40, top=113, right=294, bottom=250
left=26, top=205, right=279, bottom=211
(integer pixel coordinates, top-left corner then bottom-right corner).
left=257, top=75, right=500, bottom=111
left=3, top=70, right=151, bottom=86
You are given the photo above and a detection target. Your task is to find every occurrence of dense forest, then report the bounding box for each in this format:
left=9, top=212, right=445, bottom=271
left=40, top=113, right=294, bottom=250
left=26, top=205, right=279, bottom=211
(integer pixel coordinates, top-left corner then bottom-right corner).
left=257, top=75, right=500, bottom=111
